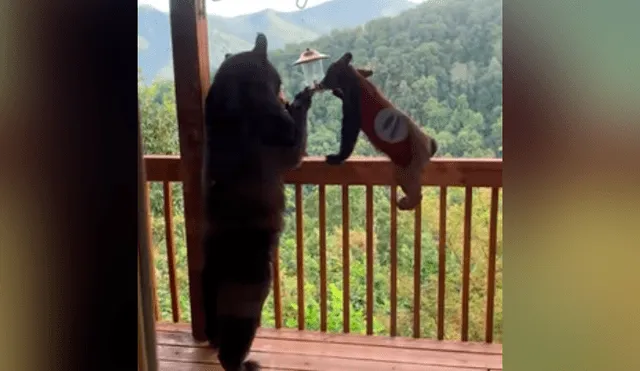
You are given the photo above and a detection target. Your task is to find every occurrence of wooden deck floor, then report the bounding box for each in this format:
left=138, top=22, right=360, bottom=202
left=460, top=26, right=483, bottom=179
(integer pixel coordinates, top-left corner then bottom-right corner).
left=156, top=323, right=502, bottom=371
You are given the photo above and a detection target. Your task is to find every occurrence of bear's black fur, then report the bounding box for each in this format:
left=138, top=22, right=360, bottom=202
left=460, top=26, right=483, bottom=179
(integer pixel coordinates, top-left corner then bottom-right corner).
left=201, top=33, right=313, bottom=371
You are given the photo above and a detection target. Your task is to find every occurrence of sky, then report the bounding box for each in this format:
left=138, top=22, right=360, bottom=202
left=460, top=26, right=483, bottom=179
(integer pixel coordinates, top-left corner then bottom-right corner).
left=138, top=0, right=426, bottom=17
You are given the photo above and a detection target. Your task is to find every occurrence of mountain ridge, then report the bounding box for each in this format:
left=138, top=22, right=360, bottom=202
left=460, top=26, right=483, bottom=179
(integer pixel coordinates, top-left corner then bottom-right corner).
left=138, top=0, right=416, bottom=81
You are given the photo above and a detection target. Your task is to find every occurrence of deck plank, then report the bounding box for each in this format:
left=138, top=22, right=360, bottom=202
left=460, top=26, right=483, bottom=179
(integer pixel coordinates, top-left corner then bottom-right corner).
left=158, top=346, right=485, bottom=371
left=156, top=323, right=502, bottom=371
left=156, top=322, right=502, bottom=355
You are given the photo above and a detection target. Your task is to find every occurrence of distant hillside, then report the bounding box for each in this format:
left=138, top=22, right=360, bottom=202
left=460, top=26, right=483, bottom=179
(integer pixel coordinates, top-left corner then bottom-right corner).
left=267, top=0, right=503, bottom=158
left=137, top=0, right=416, bottom=82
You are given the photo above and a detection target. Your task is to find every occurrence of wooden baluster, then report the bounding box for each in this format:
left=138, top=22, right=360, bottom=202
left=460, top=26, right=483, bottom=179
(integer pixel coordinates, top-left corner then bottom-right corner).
left=146, top=182, right=160, bottom=321
left=273, top=245, right=282, bottom=329
left=485, top=187, right=499, bottom=343
left=461, top=186, right=472, bottom=341
left=366, top=185, right=374, bottom=335
left=319, top=185, right=327, bottom=332
left=162, top=181, right=180, bottom=323
left=295, top=184, right=305, bottom=330
left=413, top=196, right=422, bottom=338
left=437, top=186, right=447, bottom=340
left=342, top=184, right=350, bottom=333
left=389, top=186, right=398, bottom=337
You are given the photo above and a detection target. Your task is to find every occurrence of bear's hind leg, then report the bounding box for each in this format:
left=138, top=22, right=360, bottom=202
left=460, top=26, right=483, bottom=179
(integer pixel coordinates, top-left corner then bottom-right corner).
left=216, top=277, right=270, bottom=371
left=216, top=315, right=261, bottom=371
left=202, top=263, right=219, bottom=348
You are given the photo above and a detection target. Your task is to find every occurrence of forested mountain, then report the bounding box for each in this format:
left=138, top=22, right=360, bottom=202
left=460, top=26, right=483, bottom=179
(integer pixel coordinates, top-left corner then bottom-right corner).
left=138, top=0, right=415, bottom=81
left=267, top=0, right=503, bottom=158
left=139, top=0, right=503, bottom=342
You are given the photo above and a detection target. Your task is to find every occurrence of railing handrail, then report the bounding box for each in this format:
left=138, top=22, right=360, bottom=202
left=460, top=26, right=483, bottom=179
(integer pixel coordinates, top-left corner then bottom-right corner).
left=144, top=155, right=502, bottom=187
left=144, top=154, right=503, bottom=342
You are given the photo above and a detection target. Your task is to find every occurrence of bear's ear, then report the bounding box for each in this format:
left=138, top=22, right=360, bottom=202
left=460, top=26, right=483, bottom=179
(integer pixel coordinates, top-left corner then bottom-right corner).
left=339, top=52, right=353, bottom=65
left=253, top=33, right=268, bottom=55
left=224, top=53, right=232, bottom=60
left=356, top=68, right=373, bottom=78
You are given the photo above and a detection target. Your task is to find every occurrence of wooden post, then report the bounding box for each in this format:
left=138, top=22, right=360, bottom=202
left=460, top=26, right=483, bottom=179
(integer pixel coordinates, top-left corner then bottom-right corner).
left=138, top=253, right=150, bottom=371
left=169, top=0, right=210, bottom=341
left=138, top=109, right=158, bottom=370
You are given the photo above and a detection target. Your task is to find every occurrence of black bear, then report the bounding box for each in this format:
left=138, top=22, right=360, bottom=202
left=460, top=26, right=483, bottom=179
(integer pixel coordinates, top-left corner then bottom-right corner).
left=201, top=33, right=313, bottom=371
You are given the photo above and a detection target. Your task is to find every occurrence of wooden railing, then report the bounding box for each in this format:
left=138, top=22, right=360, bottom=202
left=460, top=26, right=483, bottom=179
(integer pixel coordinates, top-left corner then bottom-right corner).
left=144, top=155, right=502, bottom=342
